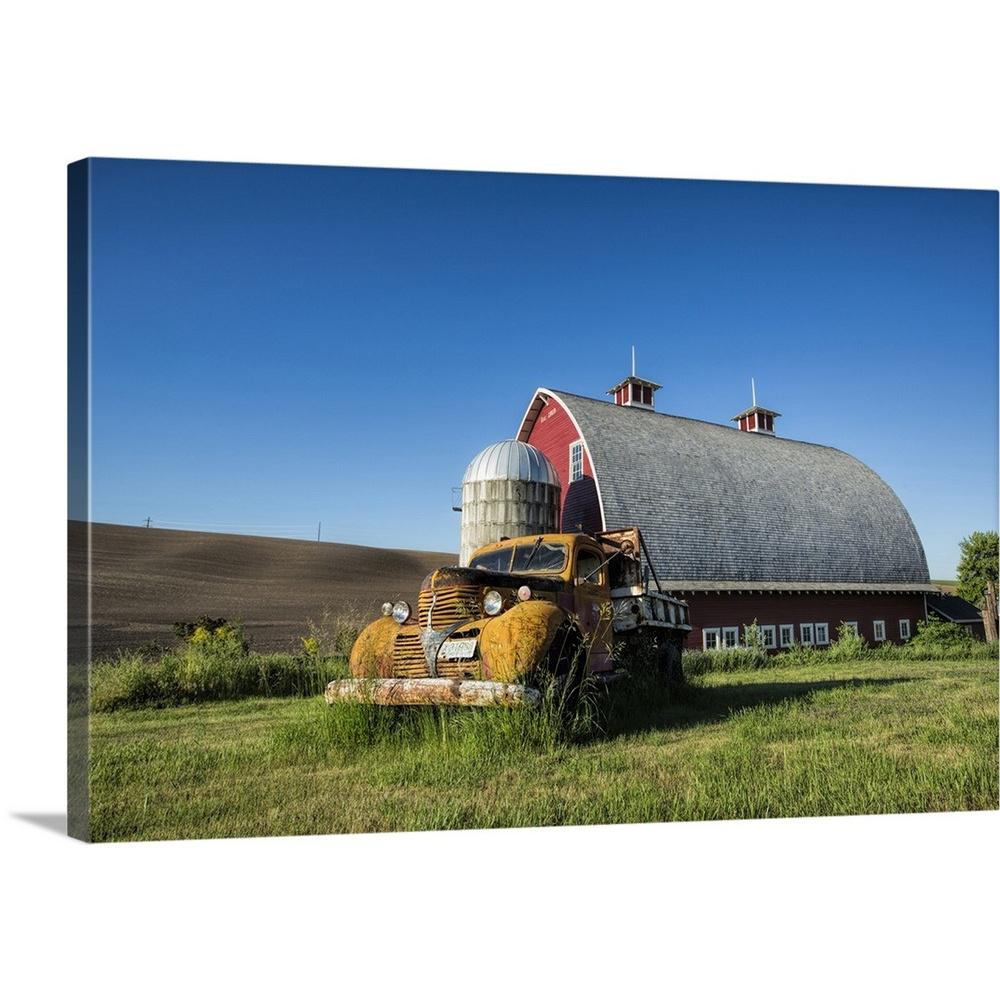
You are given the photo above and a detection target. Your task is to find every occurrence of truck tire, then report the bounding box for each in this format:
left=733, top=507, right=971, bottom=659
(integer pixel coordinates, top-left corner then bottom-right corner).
left=656, top=637, right=685, bottom=690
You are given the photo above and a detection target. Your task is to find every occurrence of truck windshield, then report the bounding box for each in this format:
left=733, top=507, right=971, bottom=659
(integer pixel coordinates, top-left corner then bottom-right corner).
left=469, top=540, right=566, bottom=573
left=469, top=541, right=567, bottom=574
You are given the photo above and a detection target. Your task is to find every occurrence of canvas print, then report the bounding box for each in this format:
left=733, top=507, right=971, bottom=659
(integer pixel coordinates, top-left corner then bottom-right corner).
left=68, top=159, right=999, bottom=842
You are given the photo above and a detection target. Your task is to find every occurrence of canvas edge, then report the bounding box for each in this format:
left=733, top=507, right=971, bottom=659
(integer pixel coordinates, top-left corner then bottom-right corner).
left=67, top=158, right=91, bottom=842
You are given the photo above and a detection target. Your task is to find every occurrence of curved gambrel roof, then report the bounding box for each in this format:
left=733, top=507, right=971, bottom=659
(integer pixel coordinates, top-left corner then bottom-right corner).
left=520, top=389, right=932, bottom=588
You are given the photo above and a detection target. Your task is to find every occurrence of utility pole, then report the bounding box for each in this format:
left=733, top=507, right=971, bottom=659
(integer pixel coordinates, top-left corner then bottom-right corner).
left=144, top=517, right=151, bottom=528
left=317, top=521, right=322, bottom=542
left=984, top=579, right=998, bottom=644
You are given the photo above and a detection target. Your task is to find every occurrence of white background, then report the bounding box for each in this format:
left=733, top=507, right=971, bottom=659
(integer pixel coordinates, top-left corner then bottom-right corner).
left=1, top=2, right=997, bottom=997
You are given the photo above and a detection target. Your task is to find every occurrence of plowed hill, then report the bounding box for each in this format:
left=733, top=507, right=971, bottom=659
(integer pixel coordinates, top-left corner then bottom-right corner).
left=69, top=521, right=457, bottom=660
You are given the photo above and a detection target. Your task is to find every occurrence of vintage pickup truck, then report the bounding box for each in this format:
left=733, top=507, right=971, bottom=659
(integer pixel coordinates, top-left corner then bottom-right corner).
left=325, top=527, right=691, bottom=708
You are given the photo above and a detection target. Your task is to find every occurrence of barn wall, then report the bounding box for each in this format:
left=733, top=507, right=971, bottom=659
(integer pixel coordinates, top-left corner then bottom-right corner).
left=682, top=592, right=928, bottom=650
left=525, top=395, right=603, bottom=533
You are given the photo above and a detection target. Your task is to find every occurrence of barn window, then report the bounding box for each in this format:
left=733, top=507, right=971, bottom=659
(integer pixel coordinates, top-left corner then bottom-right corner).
left=759, top=624, right=777, bottom=649
left=814, top=623, right=829, bottom=645
left=873, top=620, right=886, bottom=642
left=898, top=618, right=911, bottom=640
left=569, top=440, right=584, bottom=482
left=703, top=628, right=721, bottom=650
left=779, top=624, right=794, bottom=647
left=840, top=621, right=859, bottom=638
left=800, top=623, right=814, bottom=646
left=722, top=626, right=739, bottom=648
left=569, top=441, right=584, bottom=481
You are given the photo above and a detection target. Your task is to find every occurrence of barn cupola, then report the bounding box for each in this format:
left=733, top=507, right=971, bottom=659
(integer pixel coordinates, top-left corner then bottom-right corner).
left=607, top=347, right=661, bottom=411
left=731, top=378, right=780, bottom=435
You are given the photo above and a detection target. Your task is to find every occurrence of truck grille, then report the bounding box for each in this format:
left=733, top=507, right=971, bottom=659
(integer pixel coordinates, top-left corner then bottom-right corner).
left=392, top=632, right=427, bottom=678
left=419, top=585, right=481, bottom=630
left=391, top=621, right=484, bottom=680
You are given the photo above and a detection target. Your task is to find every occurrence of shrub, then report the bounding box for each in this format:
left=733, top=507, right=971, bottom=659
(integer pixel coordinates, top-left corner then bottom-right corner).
left=909, top=617, right=978, bottom=650
left=743, top=620, right=765, bottom=653
left=828, top=622, right=868, bottom=661
left=91, top=613, right=353, bottom=711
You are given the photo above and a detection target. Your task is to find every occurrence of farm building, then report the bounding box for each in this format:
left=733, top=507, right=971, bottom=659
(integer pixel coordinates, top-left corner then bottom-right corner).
left=925, top=593, right=986, bottom=640
left=513, top=371, right=937, bottom=652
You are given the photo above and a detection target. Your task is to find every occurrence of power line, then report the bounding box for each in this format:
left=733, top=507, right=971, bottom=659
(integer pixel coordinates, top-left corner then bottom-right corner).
left=150, top=520, right=317, bottom=529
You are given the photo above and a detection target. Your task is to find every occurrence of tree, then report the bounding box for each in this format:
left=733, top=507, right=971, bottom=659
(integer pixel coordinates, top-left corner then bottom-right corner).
left=956, top=531, right=999, bottom=608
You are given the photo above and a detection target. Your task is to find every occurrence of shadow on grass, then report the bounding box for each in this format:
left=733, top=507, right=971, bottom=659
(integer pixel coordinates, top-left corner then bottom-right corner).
left=598, top=675, right=915, bottom=741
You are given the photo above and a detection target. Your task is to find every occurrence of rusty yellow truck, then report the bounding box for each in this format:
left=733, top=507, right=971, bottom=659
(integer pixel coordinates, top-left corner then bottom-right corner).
left=325, top=527, right=691, bottom=707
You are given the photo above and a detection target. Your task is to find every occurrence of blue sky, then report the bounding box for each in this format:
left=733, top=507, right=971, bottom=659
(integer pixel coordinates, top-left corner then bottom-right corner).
left=87, top=159, right=998, bottom=577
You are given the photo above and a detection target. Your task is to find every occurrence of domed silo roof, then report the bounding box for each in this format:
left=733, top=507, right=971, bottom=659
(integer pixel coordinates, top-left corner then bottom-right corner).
left=462, top=439, right=560, bottom=488
left=458, top=440, right=561, bottom=566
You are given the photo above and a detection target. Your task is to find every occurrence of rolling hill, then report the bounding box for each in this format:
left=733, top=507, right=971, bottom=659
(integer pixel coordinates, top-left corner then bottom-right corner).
left=68, top=521, right=457, bottom=661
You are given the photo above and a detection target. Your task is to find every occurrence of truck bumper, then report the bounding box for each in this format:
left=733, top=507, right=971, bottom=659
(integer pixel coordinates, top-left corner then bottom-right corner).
left=325, top=677, right=542, bottom=708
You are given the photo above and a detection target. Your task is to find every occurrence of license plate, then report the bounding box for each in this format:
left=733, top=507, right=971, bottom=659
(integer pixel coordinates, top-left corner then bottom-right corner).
left=439, top=638, right=477, bottom=660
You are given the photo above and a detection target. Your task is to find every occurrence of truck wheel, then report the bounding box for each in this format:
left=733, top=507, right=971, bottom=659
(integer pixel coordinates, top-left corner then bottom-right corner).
left=657, top=638, right=685, bottom=690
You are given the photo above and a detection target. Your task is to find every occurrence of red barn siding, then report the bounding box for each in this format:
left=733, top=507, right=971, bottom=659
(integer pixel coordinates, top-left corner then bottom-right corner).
left=681, top=592, right=927, bottom=651
left=525, top=395, right=603, bottom=533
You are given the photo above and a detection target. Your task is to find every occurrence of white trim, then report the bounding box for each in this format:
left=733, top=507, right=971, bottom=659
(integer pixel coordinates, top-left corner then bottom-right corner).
left=898, top=618, right=911, bottom=640
left=759, top=624, right=777, bottom=650
left=779, top=624, right=795, bottom=648
left=721, top=625, right=739, bottom=648
left=518, top=388, right=609, bottom=530
left=873, top=619, right=886, bottom=642
left=703, top=627, right=721, bottom=651
left=814, top=622, right=829, bottom=645
left=800, top=622, right=815, bottom=646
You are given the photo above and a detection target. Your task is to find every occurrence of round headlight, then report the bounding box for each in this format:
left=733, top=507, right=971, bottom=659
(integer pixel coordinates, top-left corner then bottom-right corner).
left=381, top=602, right=394, bottom=617
left=483, top=590, right=503, bottom=616
left=391, top=600, right=411, bottom=624
left=517, top=585, right=532, bottom=602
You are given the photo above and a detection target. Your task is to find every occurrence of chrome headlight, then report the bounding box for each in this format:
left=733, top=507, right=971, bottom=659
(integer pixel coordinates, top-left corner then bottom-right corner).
left=483, top=590, right=503, bottom=616
left=391, top=600, right=411, bottom=624
left=381, top=602, right=394, bottom=617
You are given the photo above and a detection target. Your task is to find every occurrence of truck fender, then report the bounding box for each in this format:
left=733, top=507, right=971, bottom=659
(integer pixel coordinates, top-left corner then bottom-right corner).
left=479, top=601, right=572, bottom=684
left=348, top=616, right=400, bottom=678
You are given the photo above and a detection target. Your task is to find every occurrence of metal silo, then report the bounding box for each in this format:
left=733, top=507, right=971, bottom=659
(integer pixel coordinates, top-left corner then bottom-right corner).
left=459, top=439, right=561, bottom=566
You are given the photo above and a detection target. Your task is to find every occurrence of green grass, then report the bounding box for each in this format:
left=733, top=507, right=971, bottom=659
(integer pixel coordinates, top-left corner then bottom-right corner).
left=90, top=649, right=346, bottom=711
left=88, top=657, right=998, bottom=842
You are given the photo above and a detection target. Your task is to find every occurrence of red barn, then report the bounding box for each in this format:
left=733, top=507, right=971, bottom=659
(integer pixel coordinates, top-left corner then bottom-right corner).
left=516, top=373, right=935, bottom=652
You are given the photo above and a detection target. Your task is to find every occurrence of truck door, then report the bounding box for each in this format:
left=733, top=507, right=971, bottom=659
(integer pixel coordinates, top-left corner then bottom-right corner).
left=574, top=546, right=612, bottom=672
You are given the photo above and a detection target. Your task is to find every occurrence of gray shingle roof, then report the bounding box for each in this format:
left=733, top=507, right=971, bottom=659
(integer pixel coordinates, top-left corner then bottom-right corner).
left=547, top=389, right=930, bottom=586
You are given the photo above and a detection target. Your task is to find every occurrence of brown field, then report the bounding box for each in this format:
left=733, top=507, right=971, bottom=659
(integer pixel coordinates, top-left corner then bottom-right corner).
left=68, top=521, right=456, bottom=661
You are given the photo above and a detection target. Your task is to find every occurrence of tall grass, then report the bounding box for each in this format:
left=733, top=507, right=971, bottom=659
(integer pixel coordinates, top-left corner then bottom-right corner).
left=91, top=608, right=368, bottom=712
left=272, top=671, right=600, bottom=763
left=91, top=648, right=347, bottom=711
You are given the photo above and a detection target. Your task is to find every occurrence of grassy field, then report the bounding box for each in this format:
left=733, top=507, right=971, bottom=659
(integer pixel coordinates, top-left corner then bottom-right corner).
left=88, top=656, right=998, bottom=842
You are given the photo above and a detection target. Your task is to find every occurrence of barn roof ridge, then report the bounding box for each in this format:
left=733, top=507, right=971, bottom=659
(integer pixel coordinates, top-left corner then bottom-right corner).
left=543, top=387, right=840, bottom=453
